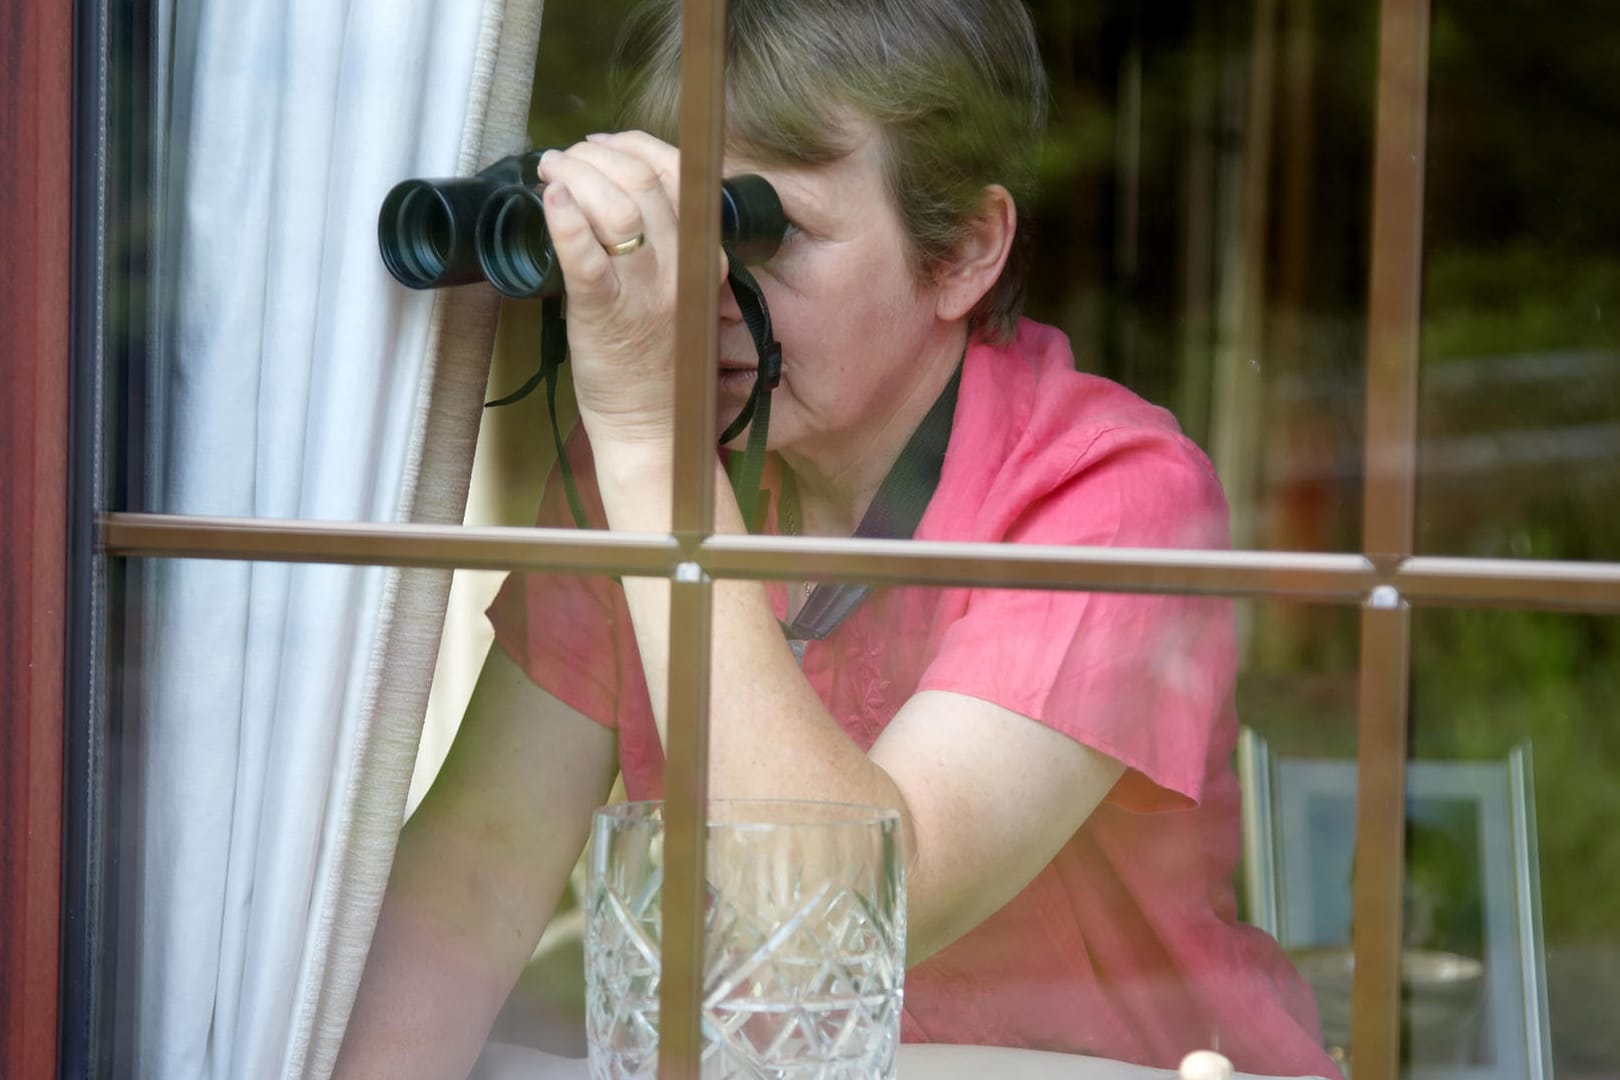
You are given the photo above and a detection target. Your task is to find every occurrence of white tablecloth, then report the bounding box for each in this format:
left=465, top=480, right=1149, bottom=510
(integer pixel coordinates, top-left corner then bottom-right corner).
left=470, top=1041, right=1331, bottom=1079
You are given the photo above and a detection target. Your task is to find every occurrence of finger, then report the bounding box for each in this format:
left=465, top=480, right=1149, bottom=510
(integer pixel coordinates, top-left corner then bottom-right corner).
left=539, top=181, right=617, bottom=299
left=582, top=133, right=730, bottom=288
left=556, top=140, right=678, bottom=243
left=585, top=131, right=681, bottom=206
left=538, top=149, right=648, bottom=253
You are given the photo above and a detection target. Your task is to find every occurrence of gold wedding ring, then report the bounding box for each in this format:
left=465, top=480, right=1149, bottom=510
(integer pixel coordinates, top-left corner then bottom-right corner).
left=605, top=233, right=646, bottom=256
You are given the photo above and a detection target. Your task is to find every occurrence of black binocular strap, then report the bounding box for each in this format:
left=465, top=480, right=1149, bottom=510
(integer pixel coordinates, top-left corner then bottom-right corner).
left=719, top=261, right=781, bottom=532
left=482, top=277, right=957, bottom=645
left=485, top=265, right=782, bottom=534
left=782, top=362, right=960, bottom=643
left=485, top=294, right=589, bottom=529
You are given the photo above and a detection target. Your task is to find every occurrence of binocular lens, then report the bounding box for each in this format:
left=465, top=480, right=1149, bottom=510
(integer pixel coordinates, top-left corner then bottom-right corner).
left=721, top=174, right=788, bottom=266
left=380, top=182, right=458, bottom=288
left=380, top=154, right=786, bottom=298
left=477, top=186, right=561, bottom=298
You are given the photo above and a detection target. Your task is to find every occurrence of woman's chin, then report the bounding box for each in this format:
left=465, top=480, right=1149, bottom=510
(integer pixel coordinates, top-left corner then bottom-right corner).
left=713, top=406, right=747, bottom=447
left=715, top=371, right=756, bottom=441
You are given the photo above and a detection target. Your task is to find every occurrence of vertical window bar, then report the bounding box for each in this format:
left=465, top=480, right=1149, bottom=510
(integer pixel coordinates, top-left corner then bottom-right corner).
left=1350, top=599, right=1414, bottom=1079
left=670, top=0, right=724, bottom=538
left=660, top=571, right=714, bottom=1080
left=660, top=0, right=727, bottom=1075
left=1351, top=0, right=1430, bottom=1074
left=1362, top=0, right=1428, bottom=558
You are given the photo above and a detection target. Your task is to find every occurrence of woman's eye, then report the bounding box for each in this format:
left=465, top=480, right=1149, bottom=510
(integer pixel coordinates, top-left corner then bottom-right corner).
left=762, top=222, right=803, bottom=269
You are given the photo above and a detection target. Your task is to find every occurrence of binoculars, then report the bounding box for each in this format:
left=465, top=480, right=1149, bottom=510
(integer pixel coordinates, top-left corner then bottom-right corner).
left=378, top=151, right=788, bottom=299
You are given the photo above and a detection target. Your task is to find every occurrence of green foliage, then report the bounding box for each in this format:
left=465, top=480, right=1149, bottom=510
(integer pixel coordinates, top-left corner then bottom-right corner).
left=1423, top=248, right=1620, bottom=363
left=1410, top=608, right=1620, bottom=941
left=526, top=0, right=643, bottom=148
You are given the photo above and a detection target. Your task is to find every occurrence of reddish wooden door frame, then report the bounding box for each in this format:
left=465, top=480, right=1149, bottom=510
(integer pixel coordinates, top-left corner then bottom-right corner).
left=1, top=1, right=73, bottom=1077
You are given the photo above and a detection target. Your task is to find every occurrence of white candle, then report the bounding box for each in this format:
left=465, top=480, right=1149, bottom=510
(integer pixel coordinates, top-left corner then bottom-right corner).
left=1179, top=1049, right=1235, bottom=1080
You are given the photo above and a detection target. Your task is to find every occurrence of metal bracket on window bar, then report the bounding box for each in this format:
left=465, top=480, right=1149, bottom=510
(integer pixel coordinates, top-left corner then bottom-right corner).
left=1366, top=584, right=1403, bottom=610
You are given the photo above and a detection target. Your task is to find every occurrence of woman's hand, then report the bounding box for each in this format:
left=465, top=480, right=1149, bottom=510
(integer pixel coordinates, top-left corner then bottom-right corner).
left=536, top=131, right=711, bottom=456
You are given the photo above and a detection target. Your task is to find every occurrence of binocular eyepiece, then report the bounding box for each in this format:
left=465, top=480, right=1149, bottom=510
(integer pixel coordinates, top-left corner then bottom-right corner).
left=378, top=151, right=787, bottom=299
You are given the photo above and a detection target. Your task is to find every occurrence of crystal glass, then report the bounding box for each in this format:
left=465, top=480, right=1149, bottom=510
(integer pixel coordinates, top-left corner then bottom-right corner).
left=585, top=799, right=906, bottom=1079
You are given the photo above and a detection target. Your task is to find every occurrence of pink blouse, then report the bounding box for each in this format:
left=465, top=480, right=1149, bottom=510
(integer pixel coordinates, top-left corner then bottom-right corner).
left=488, top=319, right=1339, bottom=1078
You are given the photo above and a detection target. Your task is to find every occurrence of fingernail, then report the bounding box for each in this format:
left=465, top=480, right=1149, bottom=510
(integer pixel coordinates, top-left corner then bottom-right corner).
left=585, top=132, right=609, bottom=143
left=549, top=184, right=573, bottom=207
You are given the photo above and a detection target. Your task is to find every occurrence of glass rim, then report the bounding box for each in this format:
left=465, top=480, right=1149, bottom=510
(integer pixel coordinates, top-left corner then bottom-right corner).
left=594, top=797, right=901, bottom=830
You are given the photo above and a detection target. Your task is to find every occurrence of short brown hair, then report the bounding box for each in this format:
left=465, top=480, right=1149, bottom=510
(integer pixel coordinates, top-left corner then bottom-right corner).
left=612, top=0, right=1048, bottom=343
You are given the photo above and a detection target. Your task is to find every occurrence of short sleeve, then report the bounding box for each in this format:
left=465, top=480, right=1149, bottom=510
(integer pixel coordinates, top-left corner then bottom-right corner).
left=915, top=426, right=1237, bottom=812
left=486, top=428, right=623, bottom=730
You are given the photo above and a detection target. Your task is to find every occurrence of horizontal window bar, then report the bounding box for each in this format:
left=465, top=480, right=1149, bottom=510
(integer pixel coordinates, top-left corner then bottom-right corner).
left=100, top=512, right=1375, bottom=599
left=99, top=513, right=680, bottom=575
left=1398, top=556, right=1620, bottom=612
left=701, top=534, right=1376, bottom=601
left=100, top=512, right=1620, bottom=614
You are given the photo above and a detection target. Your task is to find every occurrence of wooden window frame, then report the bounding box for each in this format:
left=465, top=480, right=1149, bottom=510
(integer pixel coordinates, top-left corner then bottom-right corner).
left=2, top=1, right=73, bottom=1077
left=11, top=0, right=1620, bottom=1076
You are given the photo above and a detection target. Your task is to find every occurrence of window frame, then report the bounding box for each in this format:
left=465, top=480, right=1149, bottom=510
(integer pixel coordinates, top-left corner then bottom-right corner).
left=2, top=1, right=73, bottom=1077
left=9, top=0, right=1620, bottom=1077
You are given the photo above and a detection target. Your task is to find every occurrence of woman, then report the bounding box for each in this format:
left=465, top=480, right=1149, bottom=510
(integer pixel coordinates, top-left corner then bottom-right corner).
left=338, top=1, right=1338, bottom=1077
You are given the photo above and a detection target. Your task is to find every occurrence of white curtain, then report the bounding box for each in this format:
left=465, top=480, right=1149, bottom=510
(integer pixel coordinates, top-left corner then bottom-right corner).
left=139, top=1, right=542, bottom=1077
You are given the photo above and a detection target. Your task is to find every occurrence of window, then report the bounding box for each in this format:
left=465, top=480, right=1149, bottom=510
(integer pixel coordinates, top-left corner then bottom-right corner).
left=8, top=0, right=1617, bottom=1078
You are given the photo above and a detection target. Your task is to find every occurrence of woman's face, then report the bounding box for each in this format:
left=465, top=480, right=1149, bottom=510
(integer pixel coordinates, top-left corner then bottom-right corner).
left=716, top=124, right=965, bottom=478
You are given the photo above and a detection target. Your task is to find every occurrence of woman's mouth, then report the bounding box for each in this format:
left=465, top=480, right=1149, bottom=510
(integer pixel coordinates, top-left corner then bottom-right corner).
left=716, top=366, right=758, bottom=393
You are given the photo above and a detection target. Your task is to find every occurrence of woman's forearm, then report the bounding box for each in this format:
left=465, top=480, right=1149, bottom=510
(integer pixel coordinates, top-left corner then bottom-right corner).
left=587, top=442, right=1127, bottom=967
left=333, top=825, right=546, bottom=1080
left=336, top=653, right=617, bottom=1078
left=590, top=443, right=915, bottom=820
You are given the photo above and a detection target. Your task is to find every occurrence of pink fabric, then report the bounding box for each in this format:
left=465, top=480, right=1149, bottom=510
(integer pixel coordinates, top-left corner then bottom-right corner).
left=488, top=320, right=1340, bottom=1078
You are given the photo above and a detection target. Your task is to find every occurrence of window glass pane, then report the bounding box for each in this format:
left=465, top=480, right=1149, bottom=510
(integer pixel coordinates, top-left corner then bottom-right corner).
left=1411, top=608, right=1620, bottom=1077
left=410, top=565, right=631, bottom=1067
left=464, top=567, right=1360, bottom=1075
left=484, top=0, right=1390, bottom=549
left=1024, top=0, right=1378, bottom=555
left=1238, top=601, right=1362, bottom=1074
left=86, top=1, right=1620, bottom=1079
left=121, top=1, right=681, bottom=534
left=1417, top=1, right=1620, bottom=559
left=114, top=0, right=1392, bottom=554
left=99, top=556, right=619, bottom=1076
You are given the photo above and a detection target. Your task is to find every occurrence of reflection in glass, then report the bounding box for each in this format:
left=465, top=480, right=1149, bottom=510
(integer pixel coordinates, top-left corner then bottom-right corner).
left=1413, top=609, right=1620, bottom=1077
left=1024, top=0, right=1379, bottom=554
left=1240, top=735, right=1537, bottom=1073
left=1234, top=601, right=1358, bottom=1073
left=1419, top=1, right=1620, bottom=559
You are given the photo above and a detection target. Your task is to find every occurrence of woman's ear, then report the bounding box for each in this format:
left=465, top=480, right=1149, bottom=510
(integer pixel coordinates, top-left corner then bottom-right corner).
left=933, top=184, right=1016, bottom=323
